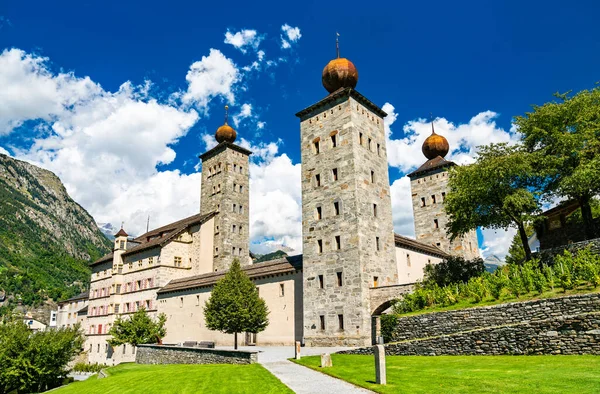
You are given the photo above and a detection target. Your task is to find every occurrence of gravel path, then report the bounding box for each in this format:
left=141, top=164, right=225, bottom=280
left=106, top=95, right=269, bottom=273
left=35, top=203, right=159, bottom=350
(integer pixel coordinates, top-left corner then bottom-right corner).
left=221, top=346, right=374, bottom=394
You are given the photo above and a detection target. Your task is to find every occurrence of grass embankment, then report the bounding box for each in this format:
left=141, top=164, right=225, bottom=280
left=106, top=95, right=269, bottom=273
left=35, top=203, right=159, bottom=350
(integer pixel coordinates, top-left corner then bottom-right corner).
left=293, top=354, right=600, bottom=394
left=398, top=285, right=600, bottom=317
left=55, top=363, right=293, bottom=394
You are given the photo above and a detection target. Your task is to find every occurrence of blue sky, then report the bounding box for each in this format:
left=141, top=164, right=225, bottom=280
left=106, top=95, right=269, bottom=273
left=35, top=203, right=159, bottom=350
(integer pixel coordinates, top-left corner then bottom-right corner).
left=1, top=0, right=599, bottom=258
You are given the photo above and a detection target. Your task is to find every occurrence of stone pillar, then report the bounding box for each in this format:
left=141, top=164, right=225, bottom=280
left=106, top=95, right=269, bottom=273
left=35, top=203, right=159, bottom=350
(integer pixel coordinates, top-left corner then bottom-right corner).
left=374, top=345, right=386, bottom=385
left=295, top=341, right=301, bottom=360
left=372, top=316, right=381, bottom=345
left=320, top=353, right=332, bottom=368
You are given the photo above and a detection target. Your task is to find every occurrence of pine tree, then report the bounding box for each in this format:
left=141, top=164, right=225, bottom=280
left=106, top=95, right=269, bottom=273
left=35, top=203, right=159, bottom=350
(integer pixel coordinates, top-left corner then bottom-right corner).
left=204, top=259, right=269, bottom=349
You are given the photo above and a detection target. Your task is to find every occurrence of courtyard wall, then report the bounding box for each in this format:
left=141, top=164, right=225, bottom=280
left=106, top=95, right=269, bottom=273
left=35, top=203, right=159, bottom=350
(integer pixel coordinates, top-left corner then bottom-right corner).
left=135, top=344, right=257, bottom=364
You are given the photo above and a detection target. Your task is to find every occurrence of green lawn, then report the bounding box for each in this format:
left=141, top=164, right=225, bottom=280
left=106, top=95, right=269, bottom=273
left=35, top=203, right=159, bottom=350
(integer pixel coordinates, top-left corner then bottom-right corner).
left=55, top=363, right=292, bottom=394
left=293, top=354, right=600, bottom=394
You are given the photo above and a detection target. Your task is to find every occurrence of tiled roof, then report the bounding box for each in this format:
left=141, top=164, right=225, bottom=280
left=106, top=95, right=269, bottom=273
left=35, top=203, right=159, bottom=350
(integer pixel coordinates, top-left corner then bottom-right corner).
left=394, top=234, right=450, bottom=259
left=157, top=255, right=303, bottom=294
left=114, top=228, right=128, bottom=237
left=77, top=305, right=88, bottom=314
left=295, top=87, right=387, bottom=120
left=90, top=212, right=217, bottom=266
left=58, top=291, right=89, bottom=305
left=541, top=200, right=579, bottom=218
left=199, top=141, right=252, bottom=161
left=407, top=156, right=455, bottom=178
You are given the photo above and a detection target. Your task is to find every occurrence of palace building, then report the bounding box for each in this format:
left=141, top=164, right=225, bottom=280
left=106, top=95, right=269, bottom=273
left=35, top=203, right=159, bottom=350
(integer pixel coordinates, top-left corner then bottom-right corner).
left=56, top=45, right=478, bottom=364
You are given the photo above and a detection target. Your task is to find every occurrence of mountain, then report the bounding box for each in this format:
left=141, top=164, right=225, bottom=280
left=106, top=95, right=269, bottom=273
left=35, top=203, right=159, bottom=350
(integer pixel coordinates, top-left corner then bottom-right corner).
left=0, top=154, right=111, bottom=310
left=484, top=255, right=505, bottom=273
left=254, top=250, right=288, bottom=263
left=97, top=222, right=119, bottom=240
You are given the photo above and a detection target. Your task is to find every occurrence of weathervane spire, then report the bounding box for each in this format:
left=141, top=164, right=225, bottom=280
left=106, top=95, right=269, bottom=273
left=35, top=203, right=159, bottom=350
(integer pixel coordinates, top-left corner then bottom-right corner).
left=336, top=32, right=340, bottom=58
left=430, top=113, right=435, bottom=134
left=224, top=105, right=229, bottom=125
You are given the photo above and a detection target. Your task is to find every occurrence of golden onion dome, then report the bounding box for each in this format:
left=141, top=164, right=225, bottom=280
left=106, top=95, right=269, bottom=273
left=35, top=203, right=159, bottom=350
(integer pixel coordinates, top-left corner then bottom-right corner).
left=215, top=105, right=237, bottom=143
left=422, top=123, right=449, bottom=160
left=322, top=57, right=358, bottom=93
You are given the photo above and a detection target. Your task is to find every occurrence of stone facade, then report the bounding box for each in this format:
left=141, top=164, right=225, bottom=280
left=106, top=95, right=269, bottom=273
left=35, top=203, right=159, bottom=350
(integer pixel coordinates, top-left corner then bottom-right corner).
left=200, top=143, right=251, bottom=272
left=297, top=89, right=398, bottom=347
left=385, top=293, right=600, bottom=342
left=136, top=344, right=257, bottom=364
left=409, top=165, right=479, bottom=260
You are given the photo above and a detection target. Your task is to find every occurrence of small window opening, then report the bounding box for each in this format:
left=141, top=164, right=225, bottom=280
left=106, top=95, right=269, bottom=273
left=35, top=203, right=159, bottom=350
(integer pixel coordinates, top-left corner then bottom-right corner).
left=359, top=132, right=364, bottom=145
left=320, top=315, right=325, bottom=330
left=317, top=240, right=323, bottom=253
left=331, top=134, right=337, bottom=148
left=407, top=254, right=411, bottom=267
left=373, top=276, right=379, bottom=287
left=332, top=168, right=338, bottom=181
left=338, top=314, right=344, bottom=330
left=373, top=204, right=378, bottom=217
left=334, top=201, right=340, bottom=216
left=337, top=272, right=343, bottom=287
left=442, top=192, right=446, bottom=201
left=434, top=219, right=439, bottom=229
left=377, top=143, right=381, bottom=156
left=279, top=283, right=285, bottom=297
left=318, top=274, right=324, bottom=289
left=432, top=195, right=437, bottom=204
left=316, top=206, right=322, bottom=220
left=315, top=174, right=321, bottom=187
left=421, top=197, right=426, bottom=207
left=368, top=137, right=372, bottom=151
left=376, top=236, right=380, bottom=251
left=371, top=171, right=375, bottom=183
left=335, top=235, right=341, bottom=250
left=314, top=141, right=320, bottom=154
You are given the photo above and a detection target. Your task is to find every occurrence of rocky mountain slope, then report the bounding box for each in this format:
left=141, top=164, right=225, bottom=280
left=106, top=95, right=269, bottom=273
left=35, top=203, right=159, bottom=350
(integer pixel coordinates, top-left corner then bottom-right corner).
left=0, top=154, right=111, bottom=309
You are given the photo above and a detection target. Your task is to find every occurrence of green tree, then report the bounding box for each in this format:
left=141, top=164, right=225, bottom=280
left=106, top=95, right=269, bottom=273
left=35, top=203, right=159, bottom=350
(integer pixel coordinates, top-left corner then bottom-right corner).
left=423, top=256, right=485, bottom=288
left=445, top=143, right=541, bottom=261
left=505, top=223, right=535, bottom=265
left=108, top=308, right=166, bottom=347
left=515, top=87, right=600, bottom=239
left=204, top=259, right=269, bottom=349
left=0, top=317, right=84, bottom=393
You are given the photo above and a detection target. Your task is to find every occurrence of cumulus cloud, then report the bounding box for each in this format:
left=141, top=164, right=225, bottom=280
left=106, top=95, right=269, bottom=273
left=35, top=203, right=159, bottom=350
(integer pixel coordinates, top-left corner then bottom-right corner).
left=280, top=24, right=302, bottom=49
left=384, top=102, right=521, bottom=260
left=232, top=103, right=254, bottom=127
left=0, top=146, right=9, bottom=156
left=224, top=29, right=263, bottom=53
left=181, top=49, right=240, bottom=110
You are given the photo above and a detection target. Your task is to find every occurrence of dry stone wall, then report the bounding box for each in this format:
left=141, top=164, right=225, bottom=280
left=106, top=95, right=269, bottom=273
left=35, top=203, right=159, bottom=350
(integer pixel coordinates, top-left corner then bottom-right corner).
left=388, top=293, right=600, bottom=342
left=135, top=344, right=257, bottom=365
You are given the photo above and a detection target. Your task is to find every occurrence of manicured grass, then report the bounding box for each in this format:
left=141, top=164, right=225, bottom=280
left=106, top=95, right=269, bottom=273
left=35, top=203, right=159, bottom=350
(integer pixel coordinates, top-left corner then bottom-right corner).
left=293, top=354, right=600, bottom=393
left=398, top=286, right=600, bottom=317
left=55, top=363, right=293, bottom=394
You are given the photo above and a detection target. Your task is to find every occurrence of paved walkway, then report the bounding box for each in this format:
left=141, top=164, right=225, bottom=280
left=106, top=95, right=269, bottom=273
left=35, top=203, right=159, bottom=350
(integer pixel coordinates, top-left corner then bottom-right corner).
left=223, top=346, right=373, bottom=394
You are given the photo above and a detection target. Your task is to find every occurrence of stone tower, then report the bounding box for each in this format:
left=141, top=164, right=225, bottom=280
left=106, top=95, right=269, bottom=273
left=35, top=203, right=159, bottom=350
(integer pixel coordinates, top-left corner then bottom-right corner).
left=408, top=123, right=479, bottom=260
left=200, top=106, right=252, bottom=271
left=296, top=48, right=398, bottom=347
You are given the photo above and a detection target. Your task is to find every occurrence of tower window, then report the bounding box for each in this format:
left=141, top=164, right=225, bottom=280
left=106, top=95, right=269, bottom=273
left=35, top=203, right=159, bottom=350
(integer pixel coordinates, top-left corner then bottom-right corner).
left=233, top=164, right=237, bottom=172
left=318, top=275, right=324, bottom=289
left=319, top=315, right=325, bottom=330
left=338, top=314, right=344, bottom=330
left=371, top=171, right=375, bottom=183
left=332, top=168, right=338, bottom=181
left=432, top=195, right=437, bottom=204
left=317, top=240, right=323, bottom=254
left=331, top=134, right=337, bottom=148
left=337, top=272, right=343, bottom=287
left=442, top=192, right=446, bottom=201
left=376, top=237, right=380, bottom=251
left=234, top=183, right=237, bottom=192
left=407, top=254, right=411, bottom=267
left=368, top=137, right=372, bottom=151
left=232, top=247, right=236, bottom=255
left=239, top=185, right=243, bottom=193
left=436, top=242, right=441, bottom=247
left=279, top=283, right=285, bottom=297
left=232, top=224, right=237, bottom=233
left=434, top=219, right=439, bottom=229
left=373, top=276, right=379, bottom=287
left=377, top=143, right=381, bottom=156
left=333, top=201, right=340, bottom=216
left=335, top=235, right=341, bottom=250
left=313, top=141, right=320, bottom=154
left=316, top=206, right=322, bottom=220
left=359, top=132, right=364, bottom=145
left=421, top=197, right=426, bottom=207
left=239, top=225, right=243, bottom=235
left=315, top=174, right=321, bottom=187
left=233, top=204, right=237, bottom=212
left=373, top=204, right=378, bottom=217
left=239, top=247, right=243, bottom=256
left=239, top=205, right=243, bottom=214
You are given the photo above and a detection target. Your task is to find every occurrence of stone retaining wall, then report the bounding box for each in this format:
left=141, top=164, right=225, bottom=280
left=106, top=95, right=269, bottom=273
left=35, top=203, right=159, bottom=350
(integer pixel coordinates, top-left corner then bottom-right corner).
left=135, top=344, right=257, bottom=365
left=341, top=312, right=600, bottom=356
left=539, top=237, right=600, bottom=263
left=387, top=293, right=600, bottom=342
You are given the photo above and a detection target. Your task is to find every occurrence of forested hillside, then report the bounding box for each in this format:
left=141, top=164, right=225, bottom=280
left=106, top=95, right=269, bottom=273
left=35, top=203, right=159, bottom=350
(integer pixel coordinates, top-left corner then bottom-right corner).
left=0, top=154, right=111, bottom=310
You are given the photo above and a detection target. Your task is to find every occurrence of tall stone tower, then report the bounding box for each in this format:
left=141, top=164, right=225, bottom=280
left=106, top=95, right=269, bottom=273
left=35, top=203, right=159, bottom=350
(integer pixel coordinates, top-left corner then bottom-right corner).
left=200, top=106, right=252, bottom=271
left=296, top=46, right=398, bottom=347
left=408, top=123, right=479, bottom=260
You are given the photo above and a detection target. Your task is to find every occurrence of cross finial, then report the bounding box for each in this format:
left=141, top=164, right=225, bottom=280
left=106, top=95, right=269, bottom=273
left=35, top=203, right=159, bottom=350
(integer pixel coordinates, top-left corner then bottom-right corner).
left=336, top=32, right=340, bottom=58
left=430, top=113, right=435, bottom=134
left=120, top=221, right=124, bottom=229
left=224, top=105, right=229, bottom=125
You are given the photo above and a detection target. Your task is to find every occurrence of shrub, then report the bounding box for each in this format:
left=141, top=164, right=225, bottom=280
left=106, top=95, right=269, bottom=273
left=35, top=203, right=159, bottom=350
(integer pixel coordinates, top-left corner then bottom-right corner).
left=72, top=362, right=105, bottom=373
left=380, top=314, right=399, bottom=343
left=423, top=256, right=486, bottom=288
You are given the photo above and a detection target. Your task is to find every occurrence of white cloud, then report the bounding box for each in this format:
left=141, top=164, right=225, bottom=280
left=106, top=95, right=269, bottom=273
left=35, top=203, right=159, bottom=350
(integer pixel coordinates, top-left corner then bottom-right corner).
left=280, top=24, right=302, bottom=49
left=0, top=48, right=101, bottom=135
left=232, top=103, right=253, bottom=127
left=224, top=29, right=263, bottom=53
left=0, top=146, right=9, bottom=156
left=182, top=49, right=240, bottom=110
left=384, top=101, right=521, bottom=260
